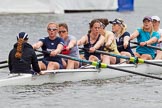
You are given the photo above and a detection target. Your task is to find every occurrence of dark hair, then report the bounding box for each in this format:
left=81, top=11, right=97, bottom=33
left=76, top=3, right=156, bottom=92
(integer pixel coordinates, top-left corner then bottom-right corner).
left=88, top=19, right=101, bottom=35
left=59, top=23, right=68, bottom=32
left=97, top=18, right=109, bottom=28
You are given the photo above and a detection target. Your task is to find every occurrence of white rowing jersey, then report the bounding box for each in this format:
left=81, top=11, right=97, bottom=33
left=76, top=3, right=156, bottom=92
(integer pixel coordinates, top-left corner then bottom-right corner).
left=156, top=28, right=162, bottom=48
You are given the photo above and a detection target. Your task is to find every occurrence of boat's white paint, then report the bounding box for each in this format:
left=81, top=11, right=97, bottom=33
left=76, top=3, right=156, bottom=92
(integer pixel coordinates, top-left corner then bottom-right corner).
left=0, top=60, right=162, bottom=87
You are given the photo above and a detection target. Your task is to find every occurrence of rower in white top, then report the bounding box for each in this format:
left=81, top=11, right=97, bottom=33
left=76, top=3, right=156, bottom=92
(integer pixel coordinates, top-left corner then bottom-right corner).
left=152, top=16, right=162, bottom=60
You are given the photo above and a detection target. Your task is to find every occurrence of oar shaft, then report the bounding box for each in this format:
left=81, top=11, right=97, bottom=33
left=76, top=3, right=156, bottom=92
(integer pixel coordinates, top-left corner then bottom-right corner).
left=0, top=60, right=7, bottom=64
left=107, top=65, right=162, bottom=80
left=95, top=50, right=130, bottom=60
left=95, top=49, right=162, bottom=67
left=130, top=41, right=162, bottom=51
left=57, top=54, right=92, bottom=65
left=0, top=65, right=8, bottom=69
left=37, top=53, right=44, bottom=57
left=144, top=61, right=162, bottom=66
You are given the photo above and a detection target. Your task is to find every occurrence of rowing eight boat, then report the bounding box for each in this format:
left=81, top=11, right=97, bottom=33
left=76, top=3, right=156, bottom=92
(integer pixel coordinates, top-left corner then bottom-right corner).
left=0, top=60, right=162, bottom=87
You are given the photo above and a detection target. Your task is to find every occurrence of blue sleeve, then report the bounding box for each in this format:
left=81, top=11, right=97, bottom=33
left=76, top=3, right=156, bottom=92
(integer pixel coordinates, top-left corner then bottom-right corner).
left=137, top=28, right=142, bottom=33
left=39, top=37, right=46, bottom=43
left=58, top=37, right=65, bottom=46
left=152, top=32, right=160, bottom=39
left=123, top=32, right=130, bottom=37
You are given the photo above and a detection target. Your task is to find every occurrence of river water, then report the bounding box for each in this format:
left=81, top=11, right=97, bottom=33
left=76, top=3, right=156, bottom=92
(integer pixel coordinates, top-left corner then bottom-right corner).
left=1, top=0, right=162, bottom=108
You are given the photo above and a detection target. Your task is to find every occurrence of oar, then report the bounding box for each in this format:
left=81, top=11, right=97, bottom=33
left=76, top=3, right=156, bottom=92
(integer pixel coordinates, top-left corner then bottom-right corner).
left=131, top=45, right=137, bottom=49
left=0, top=53, right=44, bottom=69
left=0, top=65, right=8, bottom=69
left=130, top=41, right=162, bottom=51
left=35, top=49, right=162, bottom=80
left=79, top=47, right=162, bottom=67
left=0, top=60, right=7, bottom=64
left=117, top=44, right=137, bottom=49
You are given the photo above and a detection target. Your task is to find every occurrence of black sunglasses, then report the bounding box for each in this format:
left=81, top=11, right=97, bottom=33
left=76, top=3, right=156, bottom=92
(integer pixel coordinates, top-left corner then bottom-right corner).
left=58, top=30, right=66, bottom=34
left=47, top=28, right=57, bottom=31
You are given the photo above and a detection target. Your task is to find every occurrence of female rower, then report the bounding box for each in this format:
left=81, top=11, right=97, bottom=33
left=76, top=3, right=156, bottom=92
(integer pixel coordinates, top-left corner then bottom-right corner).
left=8, top=32, right=44, bottom=75
left=97, top=18, right=120, bottom=64
left=33, top=22, right=64, bottom=70
left=109, top=18, right=134, bottom=63
left=77, top=19, right=105, bottom=62
left=151, top=16, right=162, bottom=60
left=59, top=23, right=80, bottom=69
left=130, top=16, right=160, bottom=60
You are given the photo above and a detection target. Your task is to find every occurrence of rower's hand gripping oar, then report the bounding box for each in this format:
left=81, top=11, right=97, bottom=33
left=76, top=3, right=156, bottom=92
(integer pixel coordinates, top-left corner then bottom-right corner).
left=130, top=41, right=162, bottom=51
left=79, top=47, right=162, bottom=67
left=35, top=49, right=162, bottom=80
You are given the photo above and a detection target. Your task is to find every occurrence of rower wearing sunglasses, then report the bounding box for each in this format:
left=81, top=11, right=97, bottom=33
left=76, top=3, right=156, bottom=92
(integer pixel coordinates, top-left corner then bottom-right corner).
left=33, top=22, right=64, bottom=70
left=58, top=23, right=80, bottom=69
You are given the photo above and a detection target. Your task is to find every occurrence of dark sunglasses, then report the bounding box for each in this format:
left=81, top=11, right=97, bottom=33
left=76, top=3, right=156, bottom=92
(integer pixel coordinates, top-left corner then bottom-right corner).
left=47, top=28, right=57, bottom=31
left=58, top=30, right=66, bottom=34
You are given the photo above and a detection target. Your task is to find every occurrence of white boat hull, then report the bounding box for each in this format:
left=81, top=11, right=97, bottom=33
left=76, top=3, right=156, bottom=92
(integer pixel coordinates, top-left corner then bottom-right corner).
left=0, top=60, right=162, bottom=87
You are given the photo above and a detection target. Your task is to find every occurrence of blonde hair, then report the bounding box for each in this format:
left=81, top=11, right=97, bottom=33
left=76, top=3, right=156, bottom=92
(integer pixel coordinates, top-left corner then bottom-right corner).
left=47, top=22, right=58, bottom=29
left=142, top=23, right=154, bottom=37
left=117, top=18, right=127, bottom=36
left=15, top=38, right=25, bottom=59
left=120, top=23, right=127, bottom=35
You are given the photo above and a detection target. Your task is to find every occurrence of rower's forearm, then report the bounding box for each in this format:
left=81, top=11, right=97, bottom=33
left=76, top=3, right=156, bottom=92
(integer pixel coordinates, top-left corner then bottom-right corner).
left=146, top=38, right=158, bottom=45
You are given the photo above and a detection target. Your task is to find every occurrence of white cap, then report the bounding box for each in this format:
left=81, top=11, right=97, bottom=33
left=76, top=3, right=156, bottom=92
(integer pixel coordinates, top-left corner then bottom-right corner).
left=151, top=16, right=160, bottom=21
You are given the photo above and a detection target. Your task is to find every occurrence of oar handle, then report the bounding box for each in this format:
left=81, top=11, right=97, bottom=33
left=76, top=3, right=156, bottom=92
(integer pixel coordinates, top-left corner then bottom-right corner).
left=130, top=41, right=162, bottom=51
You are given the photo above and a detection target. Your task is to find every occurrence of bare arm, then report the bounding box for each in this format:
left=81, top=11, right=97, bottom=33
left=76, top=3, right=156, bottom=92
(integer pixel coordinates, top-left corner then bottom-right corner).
left=77, top=35, right=87, bottom=46
left=50, top=44, right=64, bottom=56
left=67, top=39, right=77, bottom=50
left=146, top=37, right=158, bottom=45
left=123, top=36, right=130, bottom=49
left=89, top=35, right=105, bottom=53
left=93, top=35, right=105, bottom=49
left=130, top=30, right=139, bottom=40
left=105, top=32, right=114, bottom=47
left=32, top=41, right=43, bottom=49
